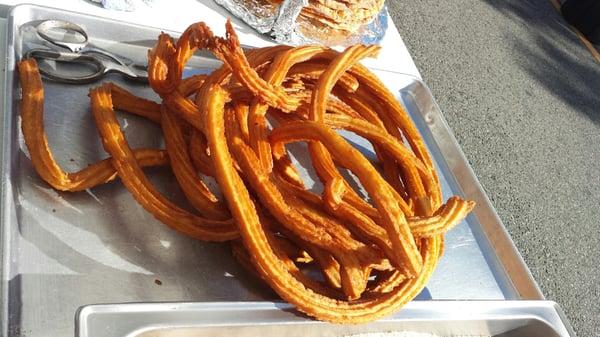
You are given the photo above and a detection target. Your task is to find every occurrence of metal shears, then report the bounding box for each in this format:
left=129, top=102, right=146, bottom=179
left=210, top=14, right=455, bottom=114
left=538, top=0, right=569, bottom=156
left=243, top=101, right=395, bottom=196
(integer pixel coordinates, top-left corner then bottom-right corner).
left=24, top=19, right=148, bottom=84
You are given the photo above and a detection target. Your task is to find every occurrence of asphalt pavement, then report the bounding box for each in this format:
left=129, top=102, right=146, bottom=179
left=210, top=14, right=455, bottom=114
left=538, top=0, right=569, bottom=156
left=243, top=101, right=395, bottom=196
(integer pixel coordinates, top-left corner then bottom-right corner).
left=387, top=1, right=600, bottom=336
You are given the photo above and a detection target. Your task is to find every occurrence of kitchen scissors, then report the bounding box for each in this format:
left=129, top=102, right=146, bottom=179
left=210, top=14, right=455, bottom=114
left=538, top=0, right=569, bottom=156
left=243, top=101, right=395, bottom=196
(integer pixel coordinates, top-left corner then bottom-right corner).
left=24, top=19, right=148, bottom=84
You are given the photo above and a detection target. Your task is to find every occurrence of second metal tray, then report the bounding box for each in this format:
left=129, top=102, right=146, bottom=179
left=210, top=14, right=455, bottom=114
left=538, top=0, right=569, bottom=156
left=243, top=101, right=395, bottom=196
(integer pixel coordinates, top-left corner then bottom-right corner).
left=1, top=4, right=542, bottom=337
left=75, top=301, right=575, bottom=337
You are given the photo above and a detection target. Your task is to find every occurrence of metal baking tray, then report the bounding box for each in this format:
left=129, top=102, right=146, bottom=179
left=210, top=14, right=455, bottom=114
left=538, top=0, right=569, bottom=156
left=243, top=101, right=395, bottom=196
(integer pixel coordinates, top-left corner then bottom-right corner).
left=76, top=301, right=575, bottom=337
left=0, top=4, right=553, bottom=337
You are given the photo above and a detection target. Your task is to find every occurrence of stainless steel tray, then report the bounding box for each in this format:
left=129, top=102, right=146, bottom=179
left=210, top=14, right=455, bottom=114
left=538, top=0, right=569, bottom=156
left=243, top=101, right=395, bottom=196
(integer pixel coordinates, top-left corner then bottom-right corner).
left=75, top=301, right=575, bottom=337
left=1, top=4, right=547, bottom=337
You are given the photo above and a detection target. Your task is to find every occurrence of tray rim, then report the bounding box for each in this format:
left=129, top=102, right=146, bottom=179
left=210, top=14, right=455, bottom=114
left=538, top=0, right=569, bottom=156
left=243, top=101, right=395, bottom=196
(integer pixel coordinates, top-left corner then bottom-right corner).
left=0, top=3, right=546, bottom=336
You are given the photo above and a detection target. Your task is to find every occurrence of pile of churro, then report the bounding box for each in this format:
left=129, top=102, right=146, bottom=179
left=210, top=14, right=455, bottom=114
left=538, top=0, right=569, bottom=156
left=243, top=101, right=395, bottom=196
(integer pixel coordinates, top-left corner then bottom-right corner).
left=18, top=20, right=474, bottom=323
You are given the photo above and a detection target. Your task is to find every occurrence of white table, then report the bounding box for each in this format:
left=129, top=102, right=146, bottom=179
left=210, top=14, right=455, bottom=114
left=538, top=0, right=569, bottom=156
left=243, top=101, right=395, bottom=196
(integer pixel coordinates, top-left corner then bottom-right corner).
left=0, top=0, right=422, bottom=77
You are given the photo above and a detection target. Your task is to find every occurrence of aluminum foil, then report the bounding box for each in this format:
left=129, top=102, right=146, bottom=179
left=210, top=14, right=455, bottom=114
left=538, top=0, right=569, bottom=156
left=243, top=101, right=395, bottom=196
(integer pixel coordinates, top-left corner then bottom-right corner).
left=214, top=0, right=279, bottom=33
left=213, top=0, right=388, bottom=46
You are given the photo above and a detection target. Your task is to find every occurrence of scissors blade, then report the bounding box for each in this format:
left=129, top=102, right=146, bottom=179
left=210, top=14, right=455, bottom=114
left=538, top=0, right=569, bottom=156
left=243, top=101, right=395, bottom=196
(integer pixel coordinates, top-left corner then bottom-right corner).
left=105, top=62, right=148, bottom=82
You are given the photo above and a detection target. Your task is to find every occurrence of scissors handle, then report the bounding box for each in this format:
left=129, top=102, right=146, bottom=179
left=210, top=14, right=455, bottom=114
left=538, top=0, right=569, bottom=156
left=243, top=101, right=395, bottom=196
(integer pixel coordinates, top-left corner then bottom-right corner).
left=25, top=48, right=106, bottom=84
left=36, top=20, right=89, bottom=53
left=35, top=19, right=134, bottom=66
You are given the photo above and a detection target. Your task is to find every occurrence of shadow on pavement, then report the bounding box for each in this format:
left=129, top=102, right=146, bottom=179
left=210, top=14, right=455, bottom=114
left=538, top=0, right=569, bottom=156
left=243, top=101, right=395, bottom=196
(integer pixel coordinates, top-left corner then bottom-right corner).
left=484, top=0, right=600, bottom=124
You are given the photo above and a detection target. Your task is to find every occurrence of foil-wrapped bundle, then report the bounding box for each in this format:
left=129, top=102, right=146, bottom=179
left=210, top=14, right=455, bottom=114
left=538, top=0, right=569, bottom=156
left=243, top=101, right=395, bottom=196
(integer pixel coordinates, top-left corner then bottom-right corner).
left=213, top=0, right=388, bottom=46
